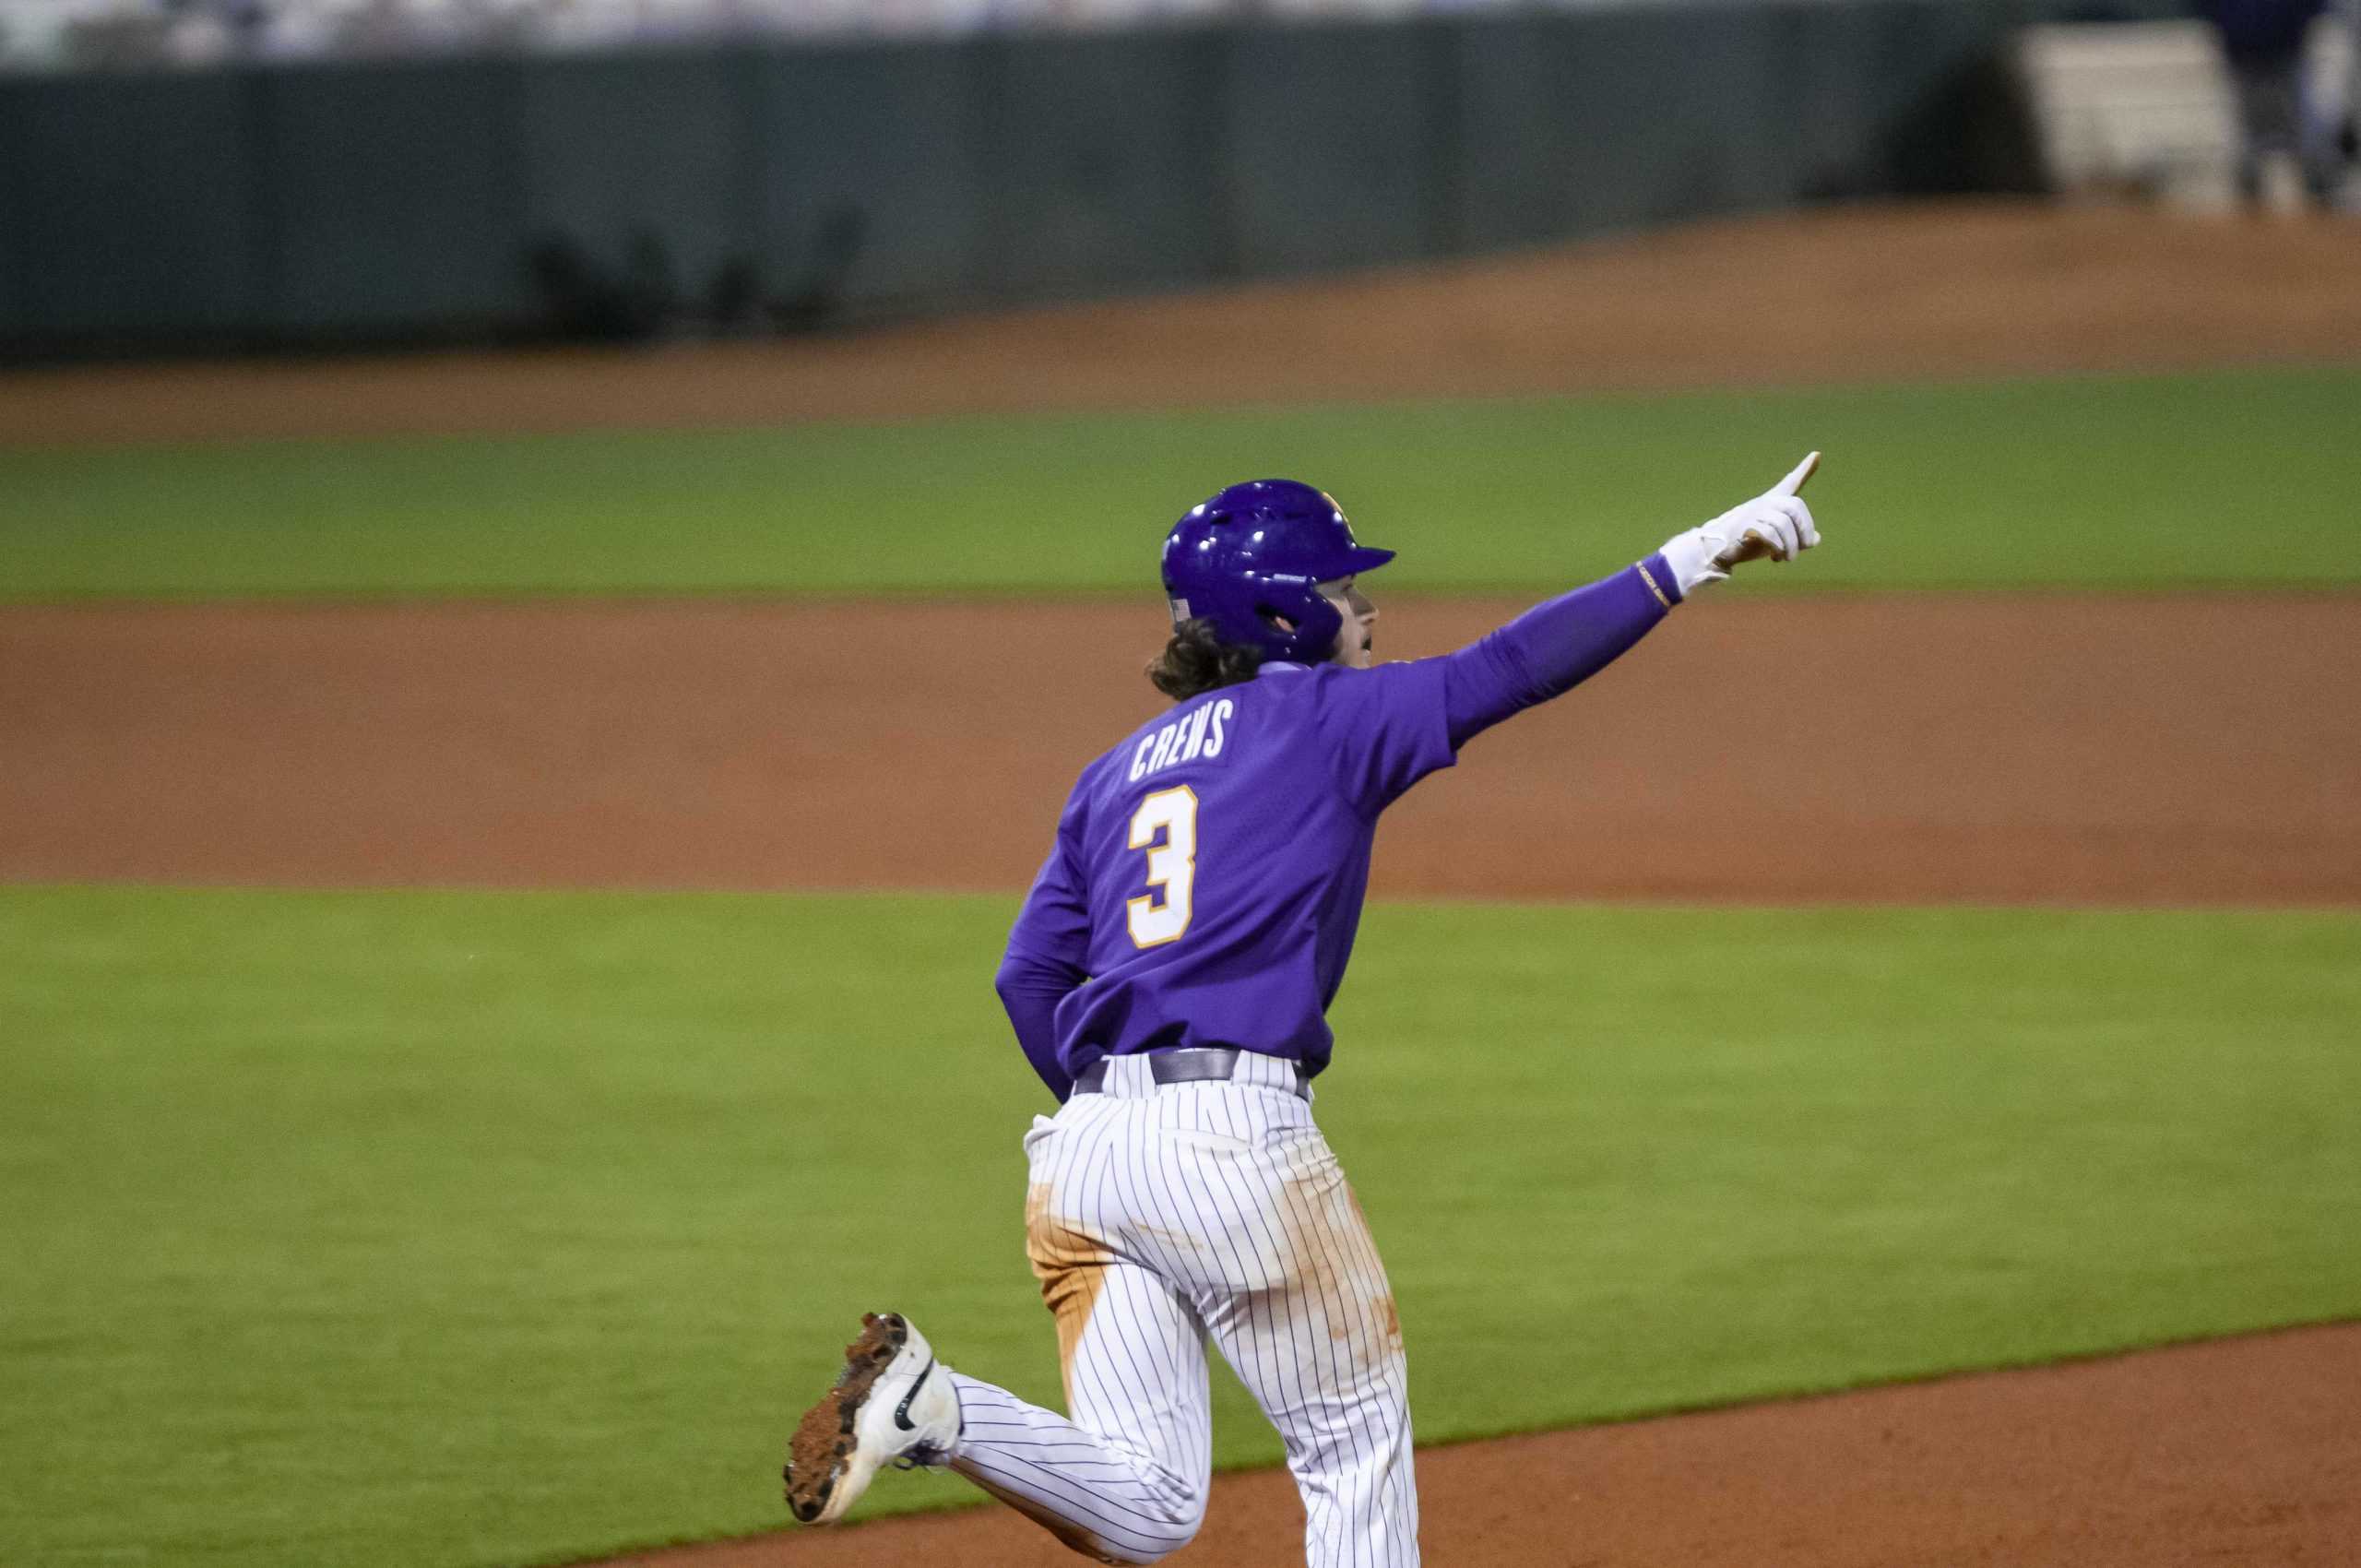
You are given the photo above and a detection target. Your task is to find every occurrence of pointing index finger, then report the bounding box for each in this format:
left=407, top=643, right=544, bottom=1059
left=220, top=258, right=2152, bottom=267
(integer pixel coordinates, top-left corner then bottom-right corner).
left=1774, top=451, right=1821, bottom=497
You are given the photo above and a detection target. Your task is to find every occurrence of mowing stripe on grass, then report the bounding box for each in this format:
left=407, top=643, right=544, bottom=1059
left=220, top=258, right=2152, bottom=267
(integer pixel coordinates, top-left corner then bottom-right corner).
left=4, top=886, right=2356, bottom=1567
left=5, top=366, right=2358, bottom=600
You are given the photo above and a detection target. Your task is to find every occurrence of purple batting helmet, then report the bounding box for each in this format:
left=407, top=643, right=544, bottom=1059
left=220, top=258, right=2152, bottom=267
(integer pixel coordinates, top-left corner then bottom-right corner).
left=1159, top=480, right=1396, bottom=664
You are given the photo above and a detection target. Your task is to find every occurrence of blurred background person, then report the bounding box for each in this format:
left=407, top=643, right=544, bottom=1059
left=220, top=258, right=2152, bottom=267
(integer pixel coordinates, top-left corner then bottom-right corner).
left=2203, top=0, right=2343, bottom=208
left=2343, top=0, right=2361, bottom=202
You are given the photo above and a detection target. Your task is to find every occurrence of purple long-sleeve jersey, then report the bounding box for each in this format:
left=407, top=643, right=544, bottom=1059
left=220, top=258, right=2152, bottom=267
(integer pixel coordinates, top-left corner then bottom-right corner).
left=996, top=558, right=1680, bottom=1099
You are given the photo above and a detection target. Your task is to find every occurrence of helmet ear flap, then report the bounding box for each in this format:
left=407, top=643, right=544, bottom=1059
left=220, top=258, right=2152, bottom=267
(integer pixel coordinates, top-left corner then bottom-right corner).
left=1254, top=583, right=1343, bottom=663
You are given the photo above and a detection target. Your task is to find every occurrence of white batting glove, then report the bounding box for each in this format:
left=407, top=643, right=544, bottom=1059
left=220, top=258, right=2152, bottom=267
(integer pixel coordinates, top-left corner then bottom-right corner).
left=1658, top=452, right=1822, bottom=595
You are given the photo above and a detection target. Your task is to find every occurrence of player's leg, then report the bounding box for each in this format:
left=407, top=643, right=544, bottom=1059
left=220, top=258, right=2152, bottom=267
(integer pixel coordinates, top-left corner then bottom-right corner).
left=937, top=1096, right=1214, bottom=1564
left=1196, top=1124, right=1418, bottom=1568
left=945, top=1257, right=1211, bottom=1565
left=780, top=1285, right=1205, bottom=1562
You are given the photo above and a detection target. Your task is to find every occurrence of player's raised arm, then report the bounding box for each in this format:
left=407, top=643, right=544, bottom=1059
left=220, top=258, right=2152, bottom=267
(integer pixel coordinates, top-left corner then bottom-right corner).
left=1440, top=454, right=1822, bottom=748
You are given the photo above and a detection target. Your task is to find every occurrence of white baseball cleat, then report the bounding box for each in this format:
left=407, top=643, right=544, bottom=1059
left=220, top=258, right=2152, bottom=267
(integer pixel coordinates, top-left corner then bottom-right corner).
left=782, top=1312, right=961, bottom=1526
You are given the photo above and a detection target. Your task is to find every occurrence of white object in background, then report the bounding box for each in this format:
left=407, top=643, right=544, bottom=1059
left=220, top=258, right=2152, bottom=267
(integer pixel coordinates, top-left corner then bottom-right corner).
left=2015, top=21, right=2243, bottom=211
left=2018, top=16, right=2355, bottom=212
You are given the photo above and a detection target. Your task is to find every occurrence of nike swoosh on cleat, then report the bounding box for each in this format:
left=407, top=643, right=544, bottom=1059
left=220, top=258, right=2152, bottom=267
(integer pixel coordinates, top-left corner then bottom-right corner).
left=893, top=1357, right=935, bottom=1431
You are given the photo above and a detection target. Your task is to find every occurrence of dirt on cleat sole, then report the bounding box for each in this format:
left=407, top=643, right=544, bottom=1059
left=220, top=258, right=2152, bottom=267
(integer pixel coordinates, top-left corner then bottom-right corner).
left=783, top=1312, right=908, bottom=1525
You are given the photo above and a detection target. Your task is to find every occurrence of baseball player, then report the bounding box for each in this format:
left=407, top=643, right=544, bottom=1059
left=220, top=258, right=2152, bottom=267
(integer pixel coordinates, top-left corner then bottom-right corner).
left=782, top=458, right=1824, bottom=1564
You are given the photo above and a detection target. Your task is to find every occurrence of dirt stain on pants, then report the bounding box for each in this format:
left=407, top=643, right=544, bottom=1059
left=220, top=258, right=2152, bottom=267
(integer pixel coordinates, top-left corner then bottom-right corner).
left=1025, top=1181, right=1113, bottom=1394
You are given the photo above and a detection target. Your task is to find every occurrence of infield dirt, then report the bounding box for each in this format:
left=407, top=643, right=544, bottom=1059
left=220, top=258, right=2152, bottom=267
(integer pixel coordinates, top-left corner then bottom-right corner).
left=605, top=1324, right=2361, bottom=1568
left=5, top=593, right=2357, bottom=904
left=5, top=200, right=2357, bottom=1566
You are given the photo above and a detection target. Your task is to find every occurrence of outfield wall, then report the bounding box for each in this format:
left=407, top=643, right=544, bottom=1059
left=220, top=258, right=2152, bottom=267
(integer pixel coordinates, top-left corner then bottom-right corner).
left=0, top=1, right=2049, bottom=357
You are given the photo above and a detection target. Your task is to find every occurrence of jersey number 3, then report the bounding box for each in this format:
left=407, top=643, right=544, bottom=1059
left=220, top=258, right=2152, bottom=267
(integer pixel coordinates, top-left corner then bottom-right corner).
left=1126, top=786, right=1198, bottom=948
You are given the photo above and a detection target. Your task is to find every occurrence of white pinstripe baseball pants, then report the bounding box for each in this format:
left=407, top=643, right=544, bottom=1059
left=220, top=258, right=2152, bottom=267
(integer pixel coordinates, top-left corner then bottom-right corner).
left=943, top=1052, right=1418, bottom=1567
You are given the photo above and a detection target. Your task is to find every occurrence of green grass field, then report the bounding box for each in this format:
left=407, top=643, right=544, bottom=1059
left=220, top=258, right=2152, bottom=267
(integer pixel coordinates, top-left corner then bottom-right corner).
left=8, top=358, right=2358, bottom=1566
left=6, top=365, right=2359, bottom=600
left=6, top=886, right=2359, bottom=1568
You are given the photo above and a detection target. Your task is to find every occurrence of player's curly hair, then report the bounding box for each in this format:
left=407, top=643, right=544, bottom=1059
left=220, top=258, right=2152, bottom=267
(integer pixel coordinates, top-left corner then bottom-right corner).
left=1147, top=617, right=1265, bottom=701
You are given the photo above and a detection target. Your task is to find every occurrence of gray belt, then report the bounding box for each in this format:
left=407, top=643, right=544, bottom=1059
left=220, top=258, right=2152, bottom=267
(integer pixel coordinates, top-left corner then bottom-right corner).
left=1072, top=1046, right=1311, bottom=1102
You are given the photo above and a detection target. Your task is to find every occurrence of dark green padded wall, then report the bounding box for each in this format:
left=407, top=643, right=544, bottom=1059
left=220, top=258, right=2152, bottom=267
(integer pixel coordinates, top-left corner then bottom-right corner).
left=0, top=0, right=2042, bottom=356
left=3, top=72, right=259, bottom=338
left=519, top=50, right=762, bottom=297
left=258, top=60, right=529, bottom=332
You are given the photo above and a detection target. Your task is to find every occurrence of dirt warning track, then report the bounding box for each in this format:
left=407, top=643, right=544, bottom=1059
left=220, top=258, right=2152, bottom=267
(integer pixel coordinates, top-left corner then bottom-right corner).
left=6, top=202, right=2361, bottom=447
